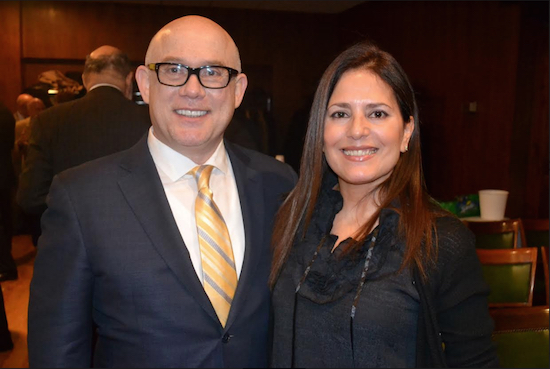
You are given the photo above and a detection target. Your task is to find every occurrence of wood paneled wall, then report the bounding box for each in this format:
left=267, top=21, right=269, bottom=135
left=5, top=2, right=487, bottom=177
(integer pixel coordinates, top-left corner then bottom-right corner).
left=0, top=1, right=22, bottom=109
left=338, top=0, right=548, bottom=218
left=0, top=0, right=547, bottom=218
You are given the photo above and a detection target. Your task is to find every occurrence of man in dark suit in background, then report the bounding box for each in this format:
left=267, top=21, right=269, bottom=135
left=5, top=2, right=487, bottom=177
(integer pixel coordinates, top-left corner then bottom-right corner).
left=0, top=101, right=16, bottom=352
left=0, top=102, right=18, bottom=283
left=0, top=211, right=14, bottom=353
left=27, top=15, right=297, bottom=367
left=16, top=45, right=151, bottom=245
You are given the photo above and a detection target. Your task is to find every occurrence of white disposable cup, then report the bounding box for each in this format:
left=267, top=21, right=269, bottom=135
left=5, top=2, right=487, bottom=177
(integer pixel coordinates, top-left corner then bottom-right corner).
left=478, top=189, right=509, bottom=220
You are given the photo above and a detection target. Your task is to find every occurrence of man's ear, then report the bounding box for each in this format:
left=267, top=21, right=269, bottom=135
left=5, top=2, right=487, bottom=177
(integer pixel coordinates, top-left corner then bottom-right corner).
left=135, top=66, right=150, bottom=104
left=233, top=73, right=248, bottom=108
left=81, top=73, right=89, bottom=91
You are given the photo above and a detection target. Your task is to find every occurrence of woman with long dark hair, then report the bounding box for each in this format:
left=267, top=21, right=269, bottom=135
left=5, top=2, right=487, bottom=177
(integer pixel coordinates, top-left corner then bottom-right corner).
left=269, top=41, right=499, bottom=368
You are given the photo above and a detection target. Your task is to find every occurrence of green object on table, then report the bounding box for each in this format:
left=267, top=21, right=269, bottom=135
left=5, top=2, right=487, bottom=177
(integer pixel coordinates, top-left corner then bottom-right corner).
left=455, top=194, right=480, bottom=217
left=436, top=193, right=480, bottom=217
left=438, top=200, right=458, bottom=215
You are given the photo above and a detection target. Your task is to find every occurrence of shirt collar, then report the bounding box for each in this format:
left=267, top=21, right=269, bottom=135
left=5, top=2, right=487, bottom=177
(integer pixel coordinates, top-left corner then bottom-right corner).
left=14, top=111, right=26, bottom=121
left=147, top=127, right=229, bottom=182
left=88, top=83, right=122, bottom=92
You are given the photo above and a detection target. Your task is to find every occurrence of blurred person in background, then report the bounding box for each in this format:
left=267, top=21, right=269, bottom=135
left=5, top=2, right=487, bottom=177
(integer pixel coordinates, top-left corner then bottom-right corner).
left=13, top=93, right=33, bottom=122
left=12, top=97, right=46, bottom=240
left=0, top=101, right=14, bottom=351
left=0, top=101, right=18, bottom=282
left=16, top=45, right=151, bottom=246
left=0, top=211, right=14, bottom=353
left=14, top=97, right=46, bottom=175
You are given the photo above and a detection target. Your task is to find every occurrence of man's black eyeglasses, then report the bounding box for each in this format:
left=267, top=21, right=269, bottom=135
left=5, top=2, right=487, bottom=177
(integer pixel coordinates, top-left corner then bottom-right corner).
left=147, top=63, right=240, bottom=89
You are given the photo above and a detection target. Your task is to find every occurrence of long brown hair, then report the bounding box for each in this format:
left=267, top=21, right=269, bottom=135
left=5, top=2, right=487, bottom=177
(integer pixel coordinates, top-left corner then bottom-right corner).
left=269, top=41, right=442, bottom=288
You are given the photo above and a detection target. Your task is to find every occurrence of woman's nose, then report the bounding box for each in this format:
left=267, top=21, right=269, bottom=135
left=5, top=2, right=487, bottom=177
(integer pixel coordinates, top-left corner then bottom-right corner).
left=348, top=115, right=370, bottom=139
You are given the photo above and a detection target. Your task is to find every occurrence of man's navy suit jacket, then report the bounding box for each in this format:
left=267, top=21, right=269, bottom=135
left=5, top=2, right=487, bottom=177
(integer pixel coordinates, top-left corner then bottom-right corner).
left=27, top=137, right=297, bottom=368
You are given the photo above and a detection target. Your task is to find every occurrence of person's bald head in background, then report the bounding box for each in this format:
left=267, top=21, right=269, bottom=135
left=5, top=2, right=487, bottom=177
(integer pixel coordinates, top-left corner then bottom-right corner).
left=135, top=15, right=248, bottom=164
left=82, top=45, right=135, bottom=100
left=15, top=93, right=34, bottom=120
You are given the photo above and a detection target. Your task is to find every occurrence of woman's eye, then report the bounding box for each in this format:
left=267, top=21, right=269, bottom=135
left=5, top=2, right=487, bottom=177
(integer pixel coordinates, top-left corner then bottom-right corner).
left=330, top=111, right=348, bottom=119
left=369, top=110, right=387, bottom=119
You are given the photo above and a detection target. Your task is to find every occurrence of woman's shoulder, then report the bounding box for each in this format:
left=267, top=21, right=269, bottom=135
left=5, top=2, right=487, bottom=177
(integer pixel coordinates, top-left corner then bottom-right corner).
left=435, top=214, right=474, bottom=241
left=433, top=215, right=476, bottom=261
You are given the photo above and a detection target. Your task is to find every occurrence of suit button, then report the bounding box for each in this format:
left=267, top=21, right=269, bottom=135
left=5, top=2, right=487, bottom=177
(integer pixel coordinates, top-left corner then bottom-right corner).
left=222, top=333, right=232, bottom=343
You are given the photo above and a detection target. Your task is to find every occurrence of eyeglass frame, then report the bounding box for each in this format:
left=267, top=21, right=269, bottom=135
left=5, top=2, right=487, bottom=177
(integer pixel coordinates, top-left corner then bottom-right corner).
left=147, top=63, right=241, bottom=89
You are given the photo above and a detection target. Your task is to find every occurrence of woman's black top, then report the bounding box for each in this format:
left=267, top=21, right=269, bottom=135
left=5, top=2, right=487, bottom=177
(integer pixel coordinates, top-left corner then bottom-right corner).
left=271, top=172, right=499, bottom=368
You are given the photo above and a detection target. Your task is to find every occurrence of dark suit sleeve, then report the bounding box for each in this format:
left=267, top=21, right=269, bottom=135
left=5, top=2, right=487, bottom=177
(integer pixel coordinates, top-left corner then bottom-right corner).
left=0, top=104, right=15, bottom=189
left=17, top=115, right=53, bottom=216
left=27, top=174, right=94, bottom=367
left=0, top=105, right=15, bottom=155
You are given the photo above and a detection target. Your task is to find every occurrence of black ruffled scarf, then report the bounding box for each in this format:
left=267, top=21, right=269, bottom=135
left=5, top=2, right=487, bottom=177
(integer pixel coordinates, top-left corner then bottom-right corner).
left=292, top=171, right=399, bottom=305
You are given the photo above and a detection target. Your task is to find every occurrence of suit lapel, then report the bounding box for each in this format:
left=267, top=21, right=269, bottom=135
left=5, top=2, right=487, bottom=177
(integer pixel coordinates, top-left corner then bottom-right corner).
left=116, top=137, right=218, bottom=322
left=224, top=143, right=265, bottom=329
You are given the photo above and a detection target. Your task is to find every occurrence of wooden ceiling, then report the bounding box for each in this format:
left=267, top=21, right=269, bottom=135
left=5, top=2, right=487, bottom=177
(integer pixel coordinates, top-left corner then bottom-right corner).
left=108, top=0, right=366, bottom=14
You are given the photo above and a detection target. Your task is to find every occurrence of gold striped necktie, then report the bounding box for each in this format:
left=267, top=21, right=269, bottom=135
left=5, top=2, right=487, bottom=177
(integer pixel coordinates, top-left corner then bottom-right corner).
left=190, top=165, right=237, bottom=327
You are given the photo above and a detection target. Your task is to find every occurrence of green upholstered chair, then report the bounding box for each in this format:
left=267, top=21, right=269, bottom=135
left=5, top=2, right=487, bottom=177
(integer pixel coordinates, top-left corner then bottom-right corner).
left=466, top=218, right=527, bottom=249
left=522, top=219, right=549, bottom=306
left=477, top=247, right=538, bottom=307
left=541, top=246, right=549, bottom=306
left=490, top=306, right=549, bottom=368
left=522, top=218, right=549, bottom=249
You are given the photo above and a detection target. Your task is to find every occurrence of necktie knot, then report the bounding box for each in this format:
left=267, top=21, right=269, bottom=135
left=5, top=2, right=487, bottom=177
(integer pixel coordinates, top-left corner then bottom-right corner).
left=190, top=165, right=215, bottom=193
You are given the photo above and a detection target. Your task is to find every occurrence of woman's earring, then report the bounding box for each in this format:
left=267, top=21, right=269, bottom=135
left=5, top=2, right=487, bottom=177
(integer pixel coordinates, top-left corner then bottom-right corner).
left=404, top=144, right=409, bottom=152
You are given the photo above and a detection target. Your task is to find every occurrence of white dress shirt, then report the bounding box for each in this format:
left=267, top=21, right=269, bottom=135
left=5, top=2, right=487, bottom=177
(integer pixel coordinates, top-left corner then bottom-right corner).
left=147, top=128, right=245, bottom=282
left=88, top=83, right=122, bottom=92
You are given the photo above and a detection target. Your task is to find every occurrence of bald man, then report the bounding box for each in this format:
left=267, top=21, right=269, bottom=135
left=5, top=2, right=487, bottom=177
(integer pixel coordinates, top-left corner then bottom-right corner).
left=13, top=93, right=33, bottom=122
left=27, top=16, right=297, bottom=367
left=16, top=44, right=151, bottom=246
left=14, top=98, right=45, bottom=167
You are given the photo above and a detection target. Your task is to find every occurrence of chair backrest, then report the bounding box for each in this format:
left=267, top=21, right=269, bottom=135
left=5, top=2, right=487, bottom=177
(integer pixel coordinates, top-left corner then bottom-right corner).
left=522, top=218, right=549, bottom=249
left=541, top=246, right=549, bottom=306
left=522, top=219, right=549, bottom=306
left=467, top=218, right=527, bottom=249
left=490, top=306, right=549, bottom=368
left=476, top=247, right=538, bottom=307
